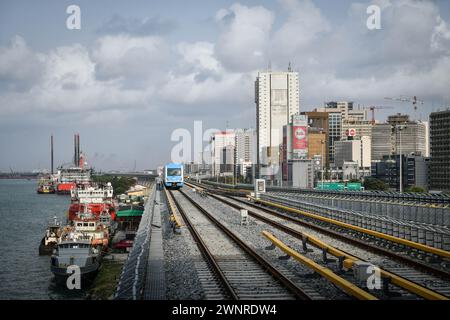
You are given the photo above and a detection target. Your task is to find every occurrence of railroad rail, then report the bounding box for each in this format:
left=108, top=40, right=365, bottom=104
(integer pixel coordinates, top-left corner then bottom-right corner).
left=188, top=181, right=450, bottom=269
left=185, top=182, right=450, bottom=299
left=169, top=188, right=312, bottom=300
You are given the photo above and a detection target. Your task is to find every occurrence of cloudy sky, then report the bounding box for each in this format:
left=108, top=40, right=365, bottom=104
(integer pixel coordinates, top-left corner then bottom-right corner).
left=1, top=0, right=449, bottom=171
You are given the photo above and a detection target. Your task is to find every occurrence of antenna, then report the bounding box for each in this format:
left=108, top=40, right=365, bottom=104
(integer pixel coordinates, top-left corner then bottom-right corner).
left=268, top=60, right=272, bottom=72
left=288, top=61, right=292, bottom=72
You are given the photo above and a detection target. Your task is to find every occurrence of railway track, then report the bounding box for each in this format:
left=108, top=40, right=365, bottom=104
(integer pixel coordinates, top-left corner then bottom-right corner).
left=167, top=189, right=313, bottom=300
left=185, top=181, right=450, bottom=300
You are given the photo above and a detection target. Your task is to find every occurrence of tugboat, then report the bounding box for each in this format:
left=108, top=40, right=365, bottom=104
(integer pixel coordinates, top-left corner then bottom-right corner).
left=37, top=175, right=56, bottom=194
left=37, top=184, right=56, bottom=194
left=39, top=217, right=61, bottom=255
left=50, top=231, right=102, bottom=281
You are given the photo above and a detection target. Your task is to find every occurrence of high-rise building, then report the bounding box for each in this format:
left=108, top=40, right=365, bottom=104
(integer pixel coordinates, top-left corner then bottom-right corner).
left=255, top=68, right=300, bottom=179
left=334, top=136, right=371, bottom=170
left=234, top=128, right=257, bottom=181
left=371, top=123, right=393, bottom=160
left=371, top=154, right=429, bottom=191
left=302, top=111, right=329, bottom=166
left=210, top=131, right=236, bottom=176
left=327, top=112, right=342, bottom=163
left=429, top=110, right=450, bottom=191
left=387, top=114, right=427, bottom=156
left=234, top=128, right=257, bottom=164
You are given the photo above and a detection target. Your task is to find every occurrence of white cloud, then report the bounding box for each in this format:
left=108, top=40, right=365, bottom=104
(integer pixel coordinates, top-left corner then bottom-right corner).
left=214, top=3, right=274, bottom=71
left=1, top=0, right=450, bottom=123
left=0, top=36, right=44, bottom=89
left=92, top=34, right=170, bottom=85
left=273, top=0, right=331, bottom=59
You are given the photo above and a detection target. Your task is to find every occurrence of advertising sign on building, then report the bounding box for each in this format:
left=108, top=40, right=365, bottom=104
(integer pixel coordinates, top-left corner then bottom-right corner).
left=292, top=115, right=308, bottom=159
left=346, top=128, right=357, bottom=137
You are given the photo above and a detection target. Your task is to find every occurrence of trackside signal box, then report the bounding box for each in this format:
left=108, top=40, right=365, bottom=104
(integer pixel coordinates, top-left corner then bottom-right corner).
left=255, top=179, right=266, bottom=199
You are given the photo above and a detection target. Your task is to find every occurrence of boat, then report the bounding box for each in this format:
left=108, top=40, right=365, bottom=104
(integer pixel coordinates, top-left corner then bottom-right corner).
left=37, top=174, right=56, bottom=194
left=37, top=184, right=56, bottom=194
left=56, top=167, right=91, bottom=194
left=68, top=183, right=116, bottom=221
left=71, top=210, right=110, bottom=249
left=38, top=217, right=62, bottom=255
left=50, top=232, right=102, bottom=280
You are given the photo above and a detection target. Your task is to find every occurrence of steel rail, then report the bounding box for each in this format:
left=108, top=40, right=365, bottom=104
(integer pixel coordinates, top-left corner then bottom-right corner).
left=203, top=191, right=449, bottom=299
left=168, top=189, right=238, bottom=300
left=177, top=188, right=312, bottom=300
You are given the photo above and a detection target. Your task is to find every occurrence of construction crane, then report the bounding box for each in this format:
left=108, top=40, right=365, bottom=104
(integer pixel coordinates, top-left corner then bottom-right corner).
left=384, top=96, right=424, bottom=111
left=368, top=106, right=394, bottom=125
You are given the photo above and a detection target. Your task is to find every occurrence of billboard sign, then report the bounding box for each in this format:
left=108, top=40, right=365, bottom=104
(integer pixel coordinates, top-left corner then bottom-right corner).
left=292, top=115, right=308, bottom=159
left=346, top=128, right=357, bottom=137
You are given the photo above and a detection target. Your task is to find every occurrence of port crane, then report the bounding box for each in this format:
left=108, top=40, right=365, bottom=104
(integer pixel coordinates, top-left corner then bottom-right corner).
left=368, top=106, right=394, bottom=125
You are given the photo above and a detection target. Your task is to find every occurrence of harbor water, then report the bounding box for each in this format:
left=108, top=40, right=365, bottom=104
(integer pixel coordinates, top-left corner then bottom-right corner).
left=0, top=179, right=89, bottom=299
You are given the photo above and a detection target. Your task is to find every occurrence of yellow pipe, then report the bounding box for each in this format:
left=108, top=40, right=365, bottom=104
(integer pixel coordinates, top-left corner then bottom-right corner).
left=164, top=188, right=183, bottom=228
left=253, top=197, right=450, bottom=260
left=302, top=232, right=449, bottom=300
left=262, top=231, right=378, bottom=300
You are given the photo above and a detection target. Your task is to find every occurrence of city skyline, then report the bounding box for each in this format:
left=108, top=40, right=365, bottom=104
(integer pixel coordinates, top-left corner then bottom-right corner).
left=1, top=0, right=450, bottom=171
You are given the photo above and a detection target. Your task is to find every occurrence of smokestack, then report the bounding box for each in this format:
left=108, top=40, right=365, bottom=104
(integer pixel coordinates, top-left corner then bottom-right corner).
left=77, top=134, right=81, bottom=167
left=74, top=134, right=77, bottom=166
left=51, top=135, right=54, bottom=174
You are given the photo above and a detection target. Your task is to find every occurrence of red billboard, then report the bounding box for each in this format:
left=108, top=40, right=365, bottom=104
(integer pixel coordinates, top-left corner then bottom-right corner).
left=292, top=115, right=308, bottom=159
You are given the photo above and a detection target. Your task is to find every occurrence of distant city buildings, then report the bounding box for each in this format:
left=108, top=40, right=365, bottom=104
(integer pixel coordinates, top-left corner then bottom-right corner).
left=199, top=65, right=448, bottom=192
left=429, top=110, right=450, bottom=191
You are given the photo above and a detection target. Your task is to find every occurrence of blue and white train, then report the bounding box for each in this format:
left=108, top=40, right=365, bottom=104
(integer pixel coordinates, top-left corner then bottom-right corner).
left=163, top=163, right=184, bottom=189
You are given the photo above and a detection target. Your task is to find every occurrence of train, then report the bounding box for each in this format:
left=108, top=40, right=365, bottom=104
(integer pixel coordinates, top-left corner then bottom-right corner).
left=163, top=163, right=184, bottom=189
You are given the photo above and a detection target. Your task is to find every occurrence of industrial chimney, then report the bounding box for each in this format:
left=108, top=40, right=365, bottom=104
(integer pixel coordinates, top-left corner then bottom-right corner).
left=51, top=135, right=54, bottom=174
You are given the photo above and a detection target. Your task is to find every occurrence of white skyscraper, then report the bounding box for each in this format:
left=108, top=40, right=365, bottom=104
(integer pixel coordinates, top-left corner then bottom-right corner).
left=255, top=67, right=299, bottom=179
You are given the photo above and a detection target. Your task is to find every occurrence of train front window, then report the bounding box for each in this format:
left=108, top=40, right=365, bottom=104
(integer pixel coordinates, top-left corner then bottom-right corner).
left=167, top=168, right=181, bottom=176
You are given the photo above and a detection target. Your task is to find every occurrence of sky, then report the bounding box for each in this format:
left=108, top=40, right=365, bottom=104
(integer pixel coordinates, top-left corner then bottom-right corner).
left=0, top=0, right=449, bottom=172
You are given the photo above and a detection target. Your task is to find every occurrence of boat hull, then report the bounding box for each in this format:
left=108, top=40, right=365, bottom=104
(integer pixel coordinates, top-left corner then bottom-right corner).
left=38, top=237, right=56, bottom=255
left=57, top=183, right=76, bottom=195
left=50, top=259, right=102, bottom=280
left=37, top=189, right=56, bottom=194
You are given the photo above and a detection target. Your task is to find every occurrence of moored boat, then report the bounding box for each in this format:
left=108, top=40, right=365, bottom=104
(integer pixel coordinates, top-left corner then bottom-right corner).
left=68, top=183, right=116, bottom=221
left=39, top=217, right=62, bottom=255
left=50, top=232, right=102, bottom=280
left=37, top=174, right=56, bottom=194
left=37, top=184, right=56, bottom=194
left=56, top=167, right=91, bottom=195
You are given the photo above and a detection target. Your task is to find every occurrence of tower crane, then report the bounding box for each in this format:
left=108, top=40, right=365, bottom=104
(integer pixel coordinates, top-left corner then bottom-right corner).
left=368, top=106, right=394, bottom=125
left=384, top=96, right=424, bottom=111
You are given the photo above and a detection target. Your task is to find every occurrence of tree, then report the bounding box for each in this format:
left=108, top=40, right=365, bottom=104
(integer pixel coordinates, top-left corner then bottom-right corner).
left=363, top=177, right=389, bottom=191
left=405, top=186, right=426, bottom=193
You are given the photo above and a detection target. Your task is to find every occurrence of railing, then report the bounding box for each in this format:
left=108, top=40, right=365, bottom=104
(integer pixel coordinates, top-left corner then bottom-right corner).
left=114, top=184, right=156, bottom=300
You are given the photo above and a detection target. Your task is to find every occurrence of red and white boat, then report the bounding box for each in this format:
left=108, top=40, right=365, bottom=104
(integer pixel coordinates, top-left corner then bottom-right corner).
left=68, top=182, right=116, bottom=222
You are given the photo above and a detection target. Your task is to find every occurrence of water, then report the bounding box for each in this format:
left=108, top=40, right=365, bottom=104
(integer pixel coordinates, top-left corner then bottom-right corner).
left=0, top=179, right=88, bottom=299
